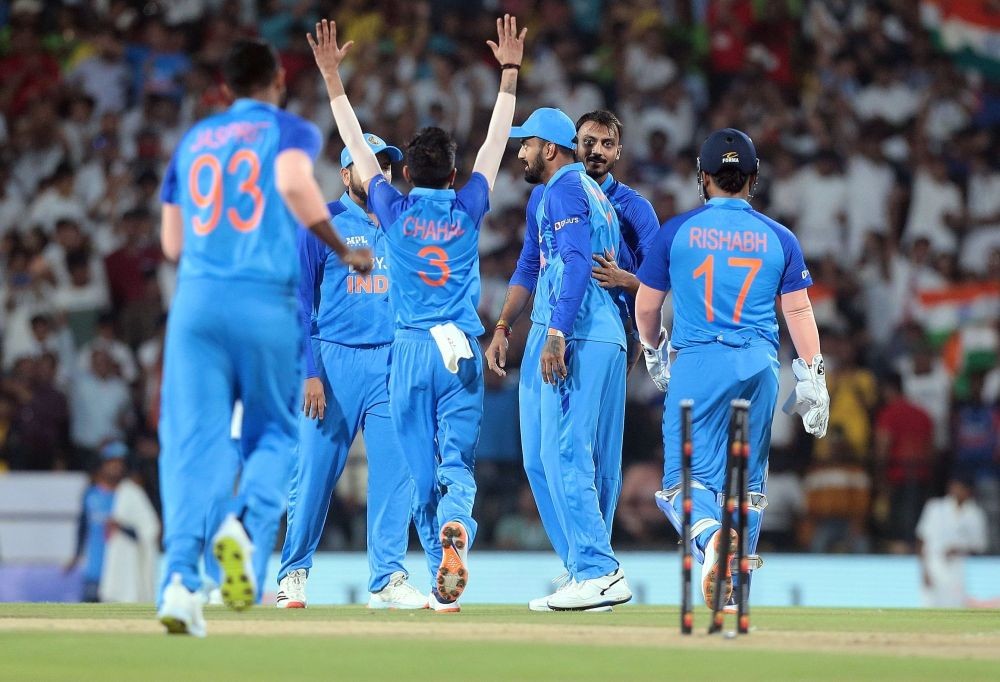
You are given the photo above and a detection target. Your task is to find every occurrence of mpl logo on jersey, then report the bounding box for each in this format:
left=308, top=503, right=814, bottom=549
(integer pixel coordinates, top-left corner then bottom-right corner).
left=345, top=235, right=369, bottom=247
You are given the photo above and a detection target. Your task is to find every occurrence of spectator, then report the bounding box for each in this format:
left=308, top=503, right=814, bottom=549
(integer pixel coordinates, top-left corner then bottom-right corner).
left=802, top=426, right=871, bottom=553
left=916, top=479, right=988, bottom=607
left=904, top=153, right=963, bottom=255
left=98, top=442, right=161, bottom=603
left=77, top=312, right=138, bottom=384
left=875, top=372, right=936, bottom=552
left=65, top=442, right=128, bottom=601
left=951, top=371, right=1000, bottom=552
left=67, top=28, right=130, bottom=115
left=70, top=348, right=132, bottom=462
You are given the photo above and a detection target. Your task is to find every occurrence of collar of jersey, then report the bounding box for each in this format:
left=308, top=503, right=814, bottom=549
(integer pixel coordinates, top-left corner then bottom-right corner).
left=547, top=161, right=586, bottom=187
left=599, top=173, right=617, bottom=193
left=230, top=98, right=277, bottom=113
left=338, top=191, right=372, bottom=223
left=410, top=185, right=456, bottom=199
left=707, top=197, right=751, bottom=209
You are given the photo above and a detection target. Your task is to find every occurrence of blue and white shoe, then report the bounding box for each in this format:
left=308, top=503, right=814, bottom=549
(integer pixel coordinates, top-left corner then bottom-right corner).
left=157, top=573, right=207, bottom=637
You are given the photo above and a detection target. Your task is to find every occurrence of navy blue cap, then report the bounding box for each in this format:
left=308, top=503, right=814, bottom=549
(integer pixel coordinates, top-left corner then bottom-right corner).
left=341, top=133, right=403, bottom=169
left=509, top=108, right=576, bottom=149
left=698, top=128, right=758, bottom=174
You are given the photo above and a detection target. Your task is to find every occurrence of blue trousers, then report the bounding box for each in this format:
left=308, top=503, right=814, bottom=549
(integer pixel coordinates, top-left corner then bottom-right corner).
left=660, top=341, right=778, bottom=557
left=536, top=337, right=625, bottom=581
left=159, top=279, right=299, bottom=599
left=521, top=323, right=624, bottom=574
left=388, top=329, right=482, bottom=588
left=279, top=341, right=417, bottom=593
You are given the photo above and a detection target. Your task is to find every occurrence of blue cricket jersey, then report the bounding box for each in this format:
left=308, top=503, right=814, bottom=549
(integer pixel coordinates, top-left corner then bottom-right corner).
left=160, top=98, right=323, bottom=288
left=637, top=197, right=812, bottom=351
left=534, top=162, right=625, bottom=347
left=366, top=173, right=490, bottom=336
left=82, top=485, right=114, bottom=583
left=297, top=193, right=392, bottom=378
left=601, top=174, right=659, bottom=274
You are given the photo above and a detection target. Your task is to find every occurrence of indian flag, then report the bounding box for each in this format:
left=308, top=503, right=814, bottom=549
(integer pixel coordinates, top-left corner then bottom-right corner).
left=921, top=0, right=1000, bottom=80
left=915, top=282, right=999, bottom=344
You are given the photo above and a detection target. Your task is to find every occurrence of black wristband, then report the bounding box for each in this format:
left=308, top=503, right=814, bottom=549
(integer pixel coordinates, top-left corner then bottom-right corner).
left=501, top=63, right=521, bottom=71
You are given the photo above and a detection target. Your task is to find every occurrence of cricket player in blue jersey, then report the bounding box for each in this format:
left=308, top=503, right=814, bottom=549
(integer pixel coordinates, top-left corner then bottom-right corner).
left=503, top=106, right=631, bottom=611
left=635, top=129, right=829, bottom=609
left=485, top=109, right=658, bottom=611
left=310, top=16, right=525, bottom=611
left=274, top=133, right=431, bottom=610
left=156, top=39, right=372, bottom=637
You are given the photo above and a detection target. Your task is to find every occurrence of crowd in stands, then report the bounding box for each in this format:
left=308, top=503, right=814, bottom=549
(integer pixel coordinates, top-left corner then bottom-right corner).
left=0, top=0, right=996, bottom=557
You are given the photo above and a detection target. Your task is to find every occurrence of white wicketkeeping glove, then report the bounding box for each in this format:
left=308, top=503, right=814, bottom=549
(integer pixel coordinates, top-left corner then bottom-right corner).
left=782, top=353, right=829, bottom=438
left=642, top=328, right=671, bottom=392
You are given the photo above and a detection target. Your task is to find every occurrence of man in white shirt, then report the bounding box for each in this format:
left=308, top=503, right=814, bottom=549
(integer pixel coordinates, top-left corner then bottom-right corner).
left=916, top=479, right=988, bottom=608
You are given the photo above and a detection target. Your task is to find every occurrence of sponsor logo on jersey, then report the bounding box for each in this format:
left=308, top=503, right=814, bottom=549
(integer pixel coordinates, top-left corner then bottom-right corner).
left=553, top=216, right=580, bottom=231
left=345, top=235, right=369, bottom=247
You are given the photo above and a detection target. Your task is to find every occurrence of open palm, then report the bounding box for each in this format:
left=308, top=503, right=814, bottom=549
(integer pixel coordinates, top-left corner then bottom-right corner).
left=486, top=14, right=527, bottom=67
left=307, top=19, right=353, bottom=78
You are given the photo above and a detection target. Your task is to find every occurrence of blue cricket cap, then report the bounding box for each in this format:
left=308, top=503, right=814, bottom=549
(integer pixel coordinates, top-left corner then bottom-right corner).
left=698, top=128, right=758, bottom=175
left=509, top=108, right=576, bottom=149
left=341, top=133, right=403, bottom=169
left=100, top=441, right=128, bottom=460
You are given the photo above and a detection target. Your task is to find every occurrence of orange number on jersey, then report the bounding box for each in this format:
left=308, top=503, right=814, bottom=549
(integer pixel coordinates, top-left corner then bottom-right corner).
left=693, top=255, right=763, bottom=324
left=187, top=151, right=265, bottom=235
left=728, top=257, right=762, bottom=324
left=693, top=254, right=715, bottom=322
left=189, top=154, right=223, bottom=235
left=417, top=246, right=450, bottom=287
left=226, top=150, right=264, bottom=232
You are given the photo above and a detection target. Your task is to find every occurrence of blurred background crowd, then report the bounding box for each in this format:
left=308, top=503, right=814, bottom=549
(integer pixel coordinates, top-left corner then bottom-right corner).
left=0, top=0, right=997, bottom=572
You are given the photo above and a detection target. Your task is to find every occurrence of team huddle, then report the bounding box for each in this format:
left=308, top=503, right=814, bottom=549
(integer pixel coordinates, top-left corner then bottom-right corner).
left=153, top=15, right=830, bottom=636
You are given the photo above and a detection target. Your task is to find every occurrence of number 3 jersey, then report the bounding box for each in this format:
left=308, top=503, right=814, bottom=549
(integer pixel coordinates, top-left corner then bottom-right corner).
left=366, top=172, right=491, bottom=336
left=160, top=99, right=322, bottom=287
left=637, top=197, right=813, bottom=351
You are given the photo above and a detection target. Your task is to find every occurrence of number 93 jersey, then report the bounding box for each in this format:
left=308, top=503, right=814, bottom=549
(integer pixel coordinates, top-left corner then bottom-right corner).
left=366, top=172, right=491, bottom=336
left=637, top=197, right=813, bottom=351
left=160, top=99, right=322, bottom=287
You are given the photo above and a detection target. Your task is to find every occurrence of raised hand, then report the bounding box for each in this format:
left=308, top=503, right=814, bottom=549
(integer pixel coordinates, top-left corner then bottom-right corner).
left=306, top=19, right=354, bottom=80
left=486, top=14, right=527, bottom=68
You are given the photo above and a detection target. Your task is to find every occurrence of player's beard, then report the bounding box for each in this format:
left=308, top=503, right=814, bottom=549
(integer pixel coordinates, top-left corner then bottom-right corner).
left=349, top=170, right=368, bottom=206
left=523, top=153, right=545, bottom=184
left=585, top=155, right=614, bottom=179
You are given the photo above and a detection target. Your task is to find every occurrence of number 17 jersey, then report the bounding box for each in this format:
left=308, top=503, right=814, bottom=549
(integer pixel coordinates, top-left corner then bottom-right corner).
left=160, top=98, right=322, bottom=288
left=637, top=197, right=812, bottom=351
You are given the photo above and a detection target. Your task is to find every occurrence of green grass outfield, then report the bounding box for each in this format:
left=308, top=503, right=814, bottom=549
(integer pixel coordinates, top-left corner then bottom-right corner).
left=2, top=604, right=999, bottom=681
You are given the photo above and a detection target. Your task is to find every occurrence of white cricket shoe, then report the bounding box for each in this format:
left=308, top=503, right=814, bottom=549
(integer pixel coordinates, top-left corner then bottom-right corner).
left=701, top=527, right=738, bottom=609
left=528, top=574, right=612, bottom=612
left=276, top=568, right=307, bottom=609
left=428, top=589, right=460, bottom=613
left=211, top=513, right=257, bottom=611
left=435, top=520, right=469, bottom=603
left=157, top=573, right=206, bottom=637
left=546, top=567, right=631, bottom=611
left=368, top=571, right=428, bottom=609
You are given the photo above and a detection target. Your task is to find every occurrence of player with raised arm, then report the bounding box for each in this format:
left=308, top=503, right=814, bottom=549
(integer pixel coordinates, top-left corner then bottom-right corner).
left=275, top=133, right=431, bottom=610
left=308, top=15, right=525, bottom=611
left=484, top=109, right=657, bottom=611
left=634, top=129, right=829, bottom=610
left=156, top=38, right=371, bottom=637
